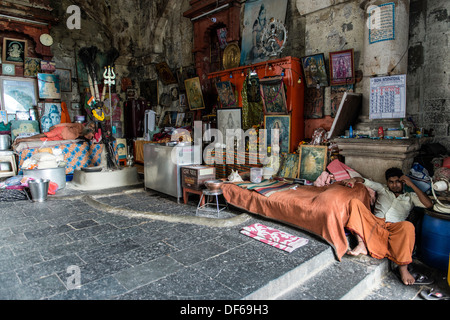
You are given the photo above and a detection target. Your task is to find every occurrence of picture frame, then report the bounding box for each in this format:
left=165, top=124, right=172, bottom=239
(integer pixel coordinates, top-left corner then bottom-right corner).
left=301, top=53, right=329, bottom=88
left=40, top=103, right=62, bottom=132
left=156, top=61, right=177, bottom=85
left=0, top=77, right=38, bottom=115
left=264, top=114, right=291, bottom=154
left=215, top=81, right=237, bottom=108
left=298, top=145, right=328, bottom=182
left=40, top=60, right=56, bottom=72
left=2, top=38, right=27, bottom=65
left=260, top=76, right=287, bottom=114
left=176, top=113, right=185, bottom=127
left=10, top=120, right=40, bottom=141
left=54, top=68, right=72, bottom=92
left=37, top=73, right=61, bottom=100
left=24, top=57, right=41, bottom=77
left=184, top=111, right=194, bottom=127
left=217, top=108, right=242, bottom=139
left=278, top=153, right=300, bottom=179
left=184, top=77, right=205, bottom=110
left=329, top=49, right=355, bottom=86
left=2, top=64, right=15, bottom=76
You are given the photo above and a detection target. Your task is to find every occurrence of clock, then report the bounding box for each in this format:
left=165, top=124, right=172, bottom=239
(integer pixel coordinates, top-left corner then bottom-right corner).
left=39, top=33, right=53, bottom=47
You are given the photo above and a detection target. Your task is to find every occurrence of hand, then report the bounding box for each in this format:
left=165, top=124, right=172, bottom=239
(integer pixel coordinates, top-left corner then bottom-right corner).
left=399, top=175, right=413, bottom=188
left=341, top=178, right=356, bottom=188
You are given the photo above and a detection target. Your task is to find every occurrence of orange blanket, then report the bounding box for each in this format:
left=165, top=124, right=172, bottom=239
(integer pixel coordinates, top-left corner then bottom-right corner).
left=221, top=182, right=371, bottom=260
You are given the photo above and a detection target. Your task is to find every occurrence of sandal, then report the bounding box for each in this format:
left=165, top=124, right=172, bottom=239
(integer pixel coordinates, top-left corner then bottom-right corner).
left=393, top=268, right=434, bottom=286
left=420, top=288, right=450, bottom=300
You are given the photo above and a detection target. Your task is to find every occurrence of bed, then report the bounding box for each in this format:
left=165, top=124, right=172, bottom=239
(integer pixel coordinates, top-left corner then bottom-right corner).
left=14, top=139, right=118, bottom=175
left=221, top=181, right=371, bottom=260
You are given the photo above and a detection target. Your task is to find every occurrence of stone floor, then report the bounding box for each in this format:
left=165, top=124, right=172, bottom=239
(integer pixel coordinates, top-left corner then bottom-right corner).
left=0, top=177, right=448, bottom=305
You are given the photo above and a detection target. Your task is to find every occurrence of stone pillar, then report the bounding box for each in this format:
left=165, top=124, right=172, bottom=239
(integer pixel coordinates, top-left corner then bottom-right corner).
left=357, top=0, right=410, bottom=132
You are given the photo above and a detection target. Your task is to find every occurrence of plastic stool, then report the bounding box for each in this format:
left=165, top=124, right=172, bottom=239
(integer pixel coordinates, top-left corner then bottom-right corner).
left=196, top=189, right=227, bottom=217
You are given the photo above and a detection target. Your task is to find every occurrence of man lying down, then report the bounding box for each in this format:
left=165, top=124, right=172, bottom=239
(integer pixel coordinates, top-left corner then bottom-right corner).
left=341, top=167, right=433, bottom=286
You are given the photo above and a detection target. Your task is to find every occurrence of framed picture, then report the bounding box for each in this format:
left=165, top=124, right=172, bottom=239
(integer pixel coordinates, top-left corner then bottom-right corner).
left=215, top=81, right=237, bottom=108
left=2, top=38, right=27, bottom=65
left=184, top=111, right=194, bottom=127
left=264, top=114, right=290, bottom=154
left=2, top=64, right=15, bottom=76
left=184, top=77, right=205, bottom=110
left=329, top=49, right=355, bottom=86
left=240, top=0, right=288, bottom=66
left=304, top=87, right=324, bottom=119
left=10, top=120, right=40, bottom=141
left=298, top=145, right=328, bottom=182
left=217, top=108, right=242, bottom=139
left=301, top=53, right=329, bottom=88
left=37, top=73, right=61, bottom=100
left=260, top=76, right=287, bottom=114
left=0, top=77, right=38, bottom=114
left=54, top=68, right=72, bottom=92
left=40, top=60, right=56, bottom=72
left=24, top=57, right=41, bottom=77
left=278, top=153, right=300, bottom=179
left=176, top=113, right=185, bottom=127
left=156, top=61, right=177, bottom=85
left=40, top=103, right=61, bottom=132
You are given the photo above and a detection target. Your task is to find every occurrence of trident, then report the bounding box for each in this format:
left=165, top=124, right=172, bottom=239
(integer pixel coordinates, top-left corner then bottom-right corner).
left=102, top=66, right=116, bottom=128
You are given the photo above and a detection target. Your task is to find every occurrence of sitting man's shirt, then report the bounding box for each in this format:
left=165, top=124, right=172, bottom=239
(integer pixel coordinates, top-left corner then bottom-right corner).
left=363, top=179, right=425, bottom=223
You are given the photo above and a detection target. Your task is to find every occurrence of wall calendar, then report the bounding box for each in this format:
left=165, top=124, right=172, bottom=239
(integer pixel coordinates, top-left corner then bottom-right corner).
left=369, top=74, right=406, bottom=119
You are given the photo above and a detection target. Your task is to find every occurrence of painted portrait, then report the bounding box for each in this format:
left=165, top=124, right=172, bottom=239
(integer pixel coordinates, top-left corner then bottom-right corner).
left=240, top=0, right=288, bottom=66
left=217, top=108, right=242, bottom=141
left=298, top=145, right=328, bottom=182
left=329, top=49, right=355, bottom=86
left=10, top=120, right=40, bottom=141
left=2, top=38, right=27, bottom=65
left=40, top=103, right=61, bottom=133
left=24, top=57, right=41, bottom=77
left=37, top=73, right=61, bottom=100
left=301, top=53, right=329, bottom=88
left=215, top=81, right=237, bottom=108
left=260, top=76, right=287, bottom=114
left=184, top=77, right=205, bottom=110
left=264, top=115, right=290, bottom=154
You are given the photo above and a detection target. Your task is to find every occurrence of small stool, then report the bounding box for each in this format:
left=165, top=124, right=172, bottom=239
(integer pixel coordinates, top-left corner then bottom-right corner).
left=196, top=189, right=227, bottom=217
left=183, top=187, right=205, bottom=206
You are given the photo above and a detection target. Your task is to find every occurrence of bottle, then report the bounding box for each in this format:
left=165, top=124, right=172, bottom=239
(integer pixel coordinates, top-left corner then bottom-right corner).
left=349, top=126, right=353, bottom=138
left=378, top=126, right=384, bottom=138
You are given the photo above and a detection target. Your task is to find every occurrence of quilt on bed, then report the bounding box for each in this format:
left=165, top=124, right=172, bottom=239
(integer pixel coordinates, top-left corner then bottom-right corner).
left=221, top=182, right=371, bottom=260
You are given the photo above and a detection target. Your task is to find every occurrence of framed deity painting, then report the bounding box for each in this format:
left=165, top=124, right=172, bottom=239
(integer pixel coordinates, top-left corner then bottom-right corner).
left=184, top=77, right=205, bottom=110
left=0, top=77, right=37, bottom=115
left=215, top=81, right=237, bottom=108
left=260, top=76, right=287, bottom=114
left=54, top=68, right=72, bottom=92
left=301, top=53, right=329, bottom=88
left=264, top=114, right=290, bottom=154
left=37, top=73, right=61, bottom=100
left=2, top=38, right=27, bottom=65
left=298, top=145, right=328, bottom=182
left=329, top=49, right=355, bottom=86
left=217, top=108, right=242, bottom=137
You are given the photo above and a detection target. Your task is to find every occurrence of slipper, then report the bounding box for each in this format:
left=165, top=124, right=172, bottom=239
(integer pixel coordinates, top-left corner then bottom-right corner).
left=420, top=289, right=450, bottom=300
left=393, top=268, right=434, bottom=285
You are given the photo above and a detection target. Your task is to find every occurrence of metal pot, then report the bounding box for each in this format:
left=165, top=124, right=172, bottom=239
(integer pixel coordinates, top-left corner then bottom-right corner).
left=0, top=135, right=11, bottom=150
left=0, top=162, right=12, bottom=172
left=204, top=180, right=224, bottom=191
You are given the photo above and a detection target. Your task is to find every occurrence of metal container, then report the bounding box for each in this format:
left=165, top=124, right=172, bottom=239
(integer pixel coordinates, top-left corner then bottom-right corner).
left=204, top=180, right=223, bottom=191
left=23, top=166, right=66, bottom=190
left=0, top=162, right=12, bottom=172
left=28, top=179, right=50, bottom=202
left=0, top=135, right=11, bottom=150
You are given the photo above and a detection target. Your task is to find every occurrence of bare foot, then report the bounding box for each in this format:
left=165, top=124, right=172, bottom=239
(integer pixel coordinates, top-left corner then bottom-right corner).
left=399, top=265, right=415, bottom=285
left=347, top=241, right=368, bottom=256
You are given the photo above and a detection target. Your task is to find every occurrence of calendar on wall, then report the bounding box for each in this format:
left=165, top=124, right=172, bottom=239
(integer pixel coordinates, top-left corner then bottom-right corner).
left=369, top=75, right=406, bottom=119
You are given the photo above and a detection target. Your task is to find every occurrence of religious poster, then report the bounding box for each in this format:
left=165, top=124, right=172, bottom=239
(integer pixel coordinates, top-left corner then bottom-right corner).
left=37, top=73, right=61, bottom=100
left=329, top=49, right=355, bottom=86
left=2, top=38, right=27, bottom=65
left=369, top=75, right=406, bottom=119
left=301, top=53, right=329, bottom=88
left=24, top=57, right=41, bottom=77
left=304, top=87, right=324, bottom=119
left=368, top=2, right=395, bottom=44
left=240, top=0, right=288, bottom=66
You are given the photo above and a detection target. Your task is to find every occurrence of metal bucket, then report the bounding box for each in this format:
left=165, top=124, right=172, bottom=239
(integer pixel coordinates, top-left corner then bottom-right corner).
left=0, top=135, right=11, bottom=150
left=28, top=179, right=50, bottom=202
left=23, top=166, right=66, bottom=190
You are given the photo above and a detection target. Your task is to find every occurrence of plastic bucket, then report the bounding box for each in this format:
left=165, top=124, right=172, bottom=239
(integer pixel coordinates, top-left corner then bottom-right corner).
left=420, top=210, right=450, bottom=272
left=250, top=167, right=263, bottom=183
left=28, top=179, right=50, bottom=202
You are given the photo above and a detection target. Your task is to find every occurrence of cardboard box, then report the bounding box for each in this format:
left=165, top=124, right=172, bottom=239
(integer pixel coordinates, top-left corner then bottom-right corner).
left=182, top=165, right=216, bottom=190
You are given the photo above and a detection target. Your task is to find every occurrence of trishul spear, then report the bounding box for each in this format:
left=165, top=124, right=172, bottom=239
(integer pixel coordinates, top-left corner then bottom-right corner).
left=102, top=65, right=116, bottom=129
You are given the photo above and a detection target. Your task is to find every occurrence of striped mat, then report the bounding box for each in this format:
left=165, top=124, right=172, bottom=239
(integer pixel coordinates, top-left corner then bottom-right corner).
left=235, top=180, right=295, bottom=197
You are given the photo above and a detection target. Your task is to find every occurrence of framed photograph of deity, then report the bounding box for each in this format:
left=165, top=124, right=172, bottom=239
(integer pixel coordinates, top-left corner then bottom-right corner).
left=37, top=73, right=61, bottom=100
left=264, top=114, right=290, bottom=154
left=215, top=81, right=237, bottom=108
left=329, top=49, right=355, bottom=86
left=184, top=77, right=205, bottom=110
left=54, top=68, right=72, bottom=92
left=2, top=38, right=27, bottom=65
left=301, top=53, right=329, bottom=88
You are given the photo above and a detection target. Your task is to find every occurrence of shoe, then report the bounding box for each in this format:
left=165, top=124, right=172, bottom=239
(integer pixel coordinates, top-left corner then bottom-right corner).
left=420, top=288, right=450, bottom=300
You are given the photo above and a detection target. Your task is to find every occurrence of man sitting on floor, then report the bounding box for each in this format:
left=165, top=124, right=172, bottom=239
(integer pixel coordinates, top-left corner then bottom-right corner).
left=341, top=167, right=433, bottom=286
left=14, top=122, right=95, bottom=145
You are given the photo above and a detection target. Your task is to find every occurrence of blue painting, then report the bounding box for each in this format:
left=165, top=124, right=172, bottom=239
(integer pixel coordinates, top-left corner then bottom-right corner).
left=37, top=73, right=61, bottom=100
left=264, top=114, right=290, bottom=154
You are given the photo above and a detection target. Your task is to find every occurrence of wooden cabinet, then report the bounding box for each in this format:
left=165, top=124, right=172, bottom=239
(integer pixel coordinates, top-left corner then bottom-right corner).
left=208, top=56, right=305, bottom=153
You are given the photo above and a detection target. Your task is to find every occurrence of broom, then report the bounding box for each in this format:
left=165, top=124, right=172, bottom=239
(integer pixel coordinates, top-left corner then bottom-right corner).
left=78, top=47, right=96, bottom=99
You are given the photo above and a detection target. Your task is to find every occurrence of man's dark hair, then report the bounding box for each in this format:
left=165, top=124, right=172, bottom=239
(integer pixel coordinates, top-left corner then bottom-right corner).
left=385, top=167, right=403, bottom=180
